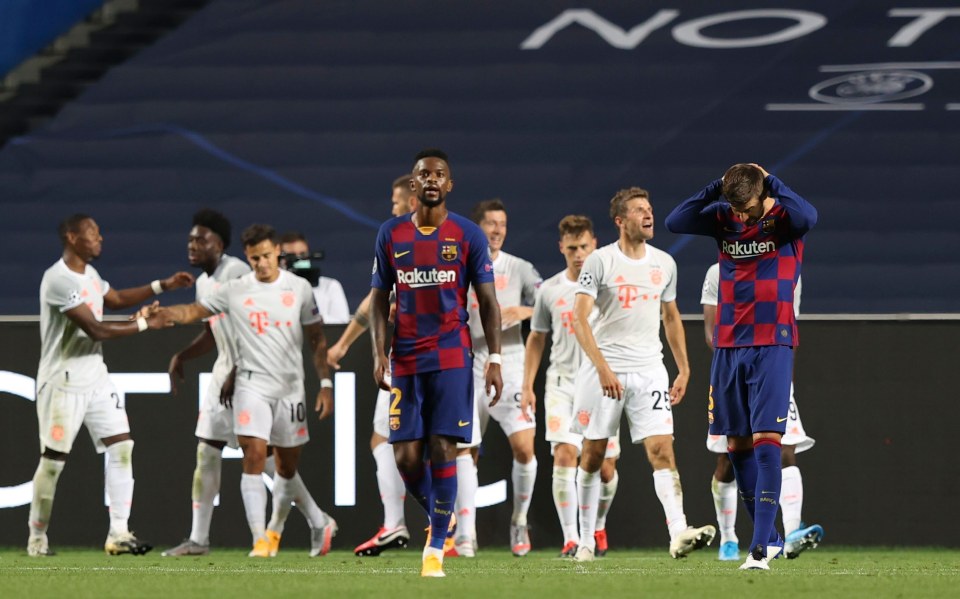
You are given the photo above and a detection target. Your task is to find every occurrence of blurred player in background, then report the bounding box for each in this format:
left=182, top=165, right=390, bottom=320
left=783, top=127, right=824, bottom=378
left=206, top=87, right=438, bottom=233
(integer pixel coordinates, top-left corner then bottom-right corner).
left=572, top=188, right=715, bottom=562
left=279, top=231, right=350, bottom=324
left=29, top=214, right=193, bottom=557
left=701, top=263, right=824, bottom=560
left=369, top=148, right=502, bottom=577
left=522, top=215, right=621, bottom=557
left=665, top=164, right=817, bottom=570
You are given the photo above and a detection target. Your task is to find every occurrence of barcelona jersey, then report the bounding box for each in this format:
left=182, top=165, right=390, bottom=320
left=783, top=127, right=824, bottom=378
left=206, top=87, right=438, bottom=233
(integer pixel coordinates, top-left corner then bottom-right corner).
left=665, top=175, right=817, bottom=348
left=371, top=211, right=494, bottom=376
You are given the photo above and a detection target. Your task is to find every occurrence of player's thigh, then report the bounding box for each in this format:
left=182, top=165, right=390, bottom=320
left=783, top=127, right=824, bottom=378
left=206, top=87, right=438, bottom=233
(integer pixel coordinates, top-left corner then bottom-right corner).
left=36, top=383, right=89, bottom=454
left=571, top=363, right=624, bottom=440
left=372, top=387, right=391, bottom=439
left=709, top=348, right=751, bottom=437
left=196, top=378, right=237, bottom=448
left=233, top=387, right=275, bottom=443
left=622, top=365, right=674, bottom=444
left=388, top=373, right=425, bottom=444
left=270, top=392, right=310, bottom=448
left=747, top=345, right=793, bottom=434
left=781, top=383, right=815, bottom=452
left=423, top=366, right=474, bottom=443
left=83, top=379, right=131, bottom=453
left=545, top=377, right=582, bottom=448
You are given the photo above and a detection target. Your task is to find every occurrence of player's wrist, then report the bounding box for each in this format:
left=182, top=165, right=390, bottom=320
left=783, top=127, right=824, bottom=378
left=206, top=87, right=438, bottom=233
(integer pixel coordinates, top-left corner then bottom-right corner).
left=136, top=316, right=149, bottom=332
left=487, top=353, right=502, bottom=365
left=151, top=279, right=164, bottom=295
left=320, top=378, right=334, bottom=389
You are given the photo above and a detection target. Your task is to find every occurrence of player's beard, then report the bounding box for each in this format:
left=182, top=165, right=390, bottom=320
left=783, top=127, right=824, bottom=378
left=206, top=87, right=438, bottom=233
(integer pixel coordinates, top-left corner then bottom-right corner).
left=418, top=192, right=444, bottom=208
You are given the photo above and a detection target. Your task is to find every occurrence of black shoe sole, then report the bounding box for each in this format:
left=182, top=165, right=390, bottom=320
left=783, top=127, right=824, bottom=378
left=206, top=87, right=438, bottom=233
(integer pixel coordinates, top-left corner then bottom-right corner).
left=355, top=536, right=410, bottom=557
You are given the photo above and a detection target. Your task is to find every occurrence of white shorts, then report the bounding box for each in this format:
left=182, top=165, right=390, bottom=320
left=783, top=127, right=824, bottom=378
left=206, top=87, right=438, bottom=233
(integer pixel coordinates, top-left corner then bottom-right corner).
left=571, top=361, right=674, bottom=444
left=706, top=384, right=814, bottom=453
left=458, top=360, right=535, bottom=448
left=373, top=387, right=391, bottom=439
left=545, top=375, right=621, bottom=458
left=37, top=377, right=129, bottom=455
left=233, top=385, right=310, bottom=448
left=195, top=377, right=238, bottom=449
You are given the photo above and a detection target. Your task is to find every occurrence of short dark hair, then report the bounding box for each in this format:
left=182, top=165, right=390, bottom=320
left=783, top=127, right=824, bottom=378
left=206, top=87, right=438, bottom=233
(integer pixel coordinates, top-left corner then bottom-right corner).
left=722, top=164, right=766, bottom=208
left=609, top=187, right=650, bottom=221
left=240, top=224, right=278, bottom=248
left=414, top=148, right=449, bottom=164
left=392, top=175, right=412, bottom=190
left=58, top=213, right=93, bottom=245
left=192, top=208, right=231, bottom=248
left=558, top=215, right=594, bottom=239
left=278, top=231, right=307, bottom=245
left=471, top=198, right=507, bottom=224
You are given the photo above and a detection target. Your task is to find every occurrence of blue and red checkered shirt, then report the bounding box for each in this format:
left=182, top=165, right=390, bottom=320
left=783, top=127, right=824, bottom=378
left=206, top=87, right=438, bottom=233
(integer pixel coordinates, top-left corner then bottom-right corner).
left=371, top=211, right=493, bottom=375
left=665, top=175, right=817, bottom=348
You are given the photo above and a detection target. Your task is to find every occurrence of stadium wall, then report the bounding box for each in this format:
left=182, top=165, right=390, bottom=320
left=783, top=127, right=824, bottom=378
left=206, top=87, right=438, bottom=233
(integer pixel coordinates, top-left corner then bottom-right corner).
left=0, top=0, right=106, bottom=77
left=1, top=319, right=956, bottom=549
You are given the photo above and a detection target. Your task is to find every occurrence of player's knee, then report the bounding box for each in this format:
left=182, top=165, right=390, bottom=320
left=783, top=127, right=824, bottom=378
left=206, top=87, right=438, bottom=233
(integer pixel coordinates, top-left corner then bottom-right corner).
left=714, top=454, right=734, bottom=482
left=780, top=445, right=797, bottom=468
left=645, top=439, right=675, bottom=470
left=553, top=444, right=578, bottom=467
left=599, top=459, right=617, bottom=483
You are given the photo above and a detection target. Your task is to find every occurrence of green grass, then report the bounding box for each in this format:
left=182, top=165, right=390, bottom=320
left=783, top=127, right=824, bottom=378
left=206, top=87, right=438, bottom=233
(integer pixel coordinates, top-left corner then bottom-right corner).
left=2, top=547, right=957, bottom=599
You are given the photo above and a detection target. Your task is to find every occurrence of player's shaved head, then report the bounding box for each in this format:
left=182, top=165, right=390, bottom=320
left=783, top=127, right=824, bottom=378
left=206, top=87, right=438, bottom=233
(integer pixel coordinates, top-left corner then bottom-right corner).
left=58, top=213, right=94, bottom=245
left=722, top=164, right=766, bottom=208
left=192, top=208, right=231, bottom=248
left=241, top=224, right=278, bottom=248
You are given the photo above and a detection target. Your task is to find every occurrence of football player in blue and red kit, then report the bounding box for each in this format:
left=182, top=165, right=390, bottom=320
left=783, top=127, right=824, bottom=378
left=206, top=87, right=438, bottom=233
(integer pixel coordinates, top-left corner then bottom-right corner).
left=370, top=148, right=503, bottom=577
left=665, top=163, right=817, bottom=570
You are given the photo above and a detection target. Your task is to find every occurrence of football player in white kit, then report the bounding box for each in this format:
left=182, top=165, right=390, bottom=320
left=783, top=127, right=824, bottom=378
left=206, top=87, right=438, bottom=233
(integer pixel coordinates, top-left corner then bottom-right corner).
left=701, top=263, right=824, bottom=560
left=522, top=215, right=622, bottom=557
left=570, top=188, right=715, bottom=562
left=29, top=214, right=194, bottom=557
left=145, top=224, right=337, bottom=558
left=453, top=199, right=542, bottom=557
left=326, top=175, right=416, bottom=556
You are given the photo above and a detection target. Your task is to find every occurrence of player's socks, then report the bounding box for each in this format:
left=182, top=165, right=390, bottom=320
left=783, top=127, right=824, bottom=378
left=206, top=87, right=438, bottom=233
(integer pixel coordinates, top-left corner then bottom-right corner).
left=711, top=476, right=739, bottom=544
left=653, top=468, right=688, bottom=539
left=750, top=439, right=783, bottom=553
left=189, top=442, right=222, bottom=545
left=241, top=473, right=267, bottom=542
left=511, top=458, right=537, bottom=527
left=576, top=467, right=601, bottom=551
left=454, top=454, right=478, bottom=542
left=289, top=471, right=329, bottom=529
left=596, top=470, right=619, bottom=531
left=28, top=457, right=65, bottom=537
left=399, top=460, right=432, bottom=514
left=373, top=442, right=407, bottom=529
left=728, top=447, right=758, bottom=521
left=105, top=440, right=135, bottom=535
left=266, top=474, right=295, bottom=535
left=263, top=454, right=276, bottom=478
left=780, top=465, right=803, bottom=535
left=552, top=466, right=579, bottom=544
left=427, top=460, right=457, bottom=551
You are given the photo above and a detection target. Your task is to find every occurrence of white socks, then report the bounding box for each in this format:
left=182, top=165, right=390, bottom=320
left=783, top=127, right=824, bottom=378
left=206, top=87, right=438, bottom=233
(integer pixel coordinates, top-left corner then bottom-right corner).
left=653, top=468, right=688, bottom=539
left=267, top=474, right=295, bottom=535
left=29, top=457, right=65, bottom=537
left=780, top=465, right=804, bottom=535
left=552, top=466, right=579, bottom=544
left=511, top=458, right=537, bottom=526
left=241, top=473, right=267, bottom=542
left=596, top=469, right=619, bottom=531
left=189, top=442, right=222, bottom=545
left=576, top=467, right=601, bottom=550
left=289, top=471, right=328, bottom=529
left=711, top=476, right=739, bottom=544
left=455, top=454, right=478, bottom=542
left=105, top=440, right=135, bottom=536
left=373, top=442, right=406, bottom=529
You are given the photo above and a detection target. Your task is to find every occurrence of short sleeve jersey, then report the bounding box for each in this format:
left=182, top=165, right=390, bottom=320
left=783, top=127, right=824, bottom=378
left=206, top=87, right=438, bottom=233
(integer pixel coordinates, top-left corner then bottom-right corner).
left=195, top=255, right=251, bottom=388
left=201, top=269, right=321, bottom=396
left=531, top=269, right=597, bottom=380
left=576, top=242, right=677, bottom=372
left=38, top=259, right=111, bottom=389
left=467, top=250, right=542, bottom=357
left=701, top=262, right=801, bottom=318
left=371, top=211, right=493, bottom=376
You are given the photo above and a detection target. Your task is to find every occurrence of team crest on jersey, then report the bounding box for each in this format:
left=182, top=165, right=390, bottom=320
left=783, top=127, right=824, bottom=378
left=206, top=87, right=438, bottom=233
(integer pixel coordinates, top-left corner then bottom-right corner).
left=441, top=244, right=458, bottom=261
left=650, top=268, right=663, bottom=286
left=281, top=292, right=295, bottom=307
left=762, top=218, right=776, bottom=233
left=389, top=415, right=400, bottom=431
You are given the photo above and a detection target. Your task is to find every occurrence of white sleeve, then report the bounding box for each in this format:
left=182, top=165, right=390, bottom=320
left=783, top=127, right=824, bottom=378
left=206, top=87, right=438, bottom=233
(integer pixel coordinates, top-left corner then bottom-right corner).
left=700, top=264, right=719, bottom=306
left=201, top=280, right=232, bottom=314
left=577, top=253, right=603, bottom=299
left=521, top=262, right=543, bottom=306
left=45, top=272, right=84, bottom=313
left=661, top=255, right=678, bottom=303
left=530, top=287, right=551, bottom=333
left=301, top=280, right=323, bottom=326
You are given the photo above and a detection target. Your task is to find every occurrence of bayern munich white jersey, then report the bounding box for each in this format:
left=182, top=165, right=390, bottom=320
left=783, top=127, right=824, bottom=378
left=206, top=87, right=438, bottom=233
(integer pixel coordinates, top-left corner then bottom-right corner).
left=38, top=259, right=111, bottom=389
left=201, top=269, right=321, bottom=397
left=196, top=255, right=251, bottom=389
left=576, top=242, right=677, bottom=372
left=701, top=262, right=801, bottom=317
left=468, top=250, right=542, bottom=357
left=531, top=270, right=596, bottom=380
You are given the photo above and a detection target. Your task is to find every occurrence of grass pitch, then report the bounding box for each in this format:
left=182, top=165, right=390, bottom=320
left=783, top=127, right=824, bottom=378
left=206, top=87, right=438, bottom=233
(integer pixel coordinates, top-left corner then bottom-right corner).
left=2, top=547, right=957, bottom=599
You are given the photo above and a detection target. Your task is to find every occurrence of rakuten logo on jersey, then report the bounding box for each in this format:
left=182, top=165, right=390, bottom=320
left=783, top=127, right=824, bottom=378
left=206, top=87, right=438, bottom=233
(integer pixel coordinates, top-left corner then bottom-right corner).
left=722, top=240, right=776, bottom=259
left=397, top=268, right=458, bottom=288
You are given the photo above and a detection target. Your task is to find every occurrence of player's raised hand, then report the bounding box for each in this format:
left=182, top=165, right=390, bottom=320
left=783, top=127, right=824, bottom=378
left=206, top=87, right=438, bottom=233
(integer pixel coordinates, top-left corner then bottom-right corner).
left=749, top=163, right=770, bottom=178
left=485, top=361, right=503, bottom=407
left=146, top=306, right=175, bottom=329
left=163, top=271, right=196, bottom=291
left=669, top=371, right=689, bottom=405
left=599, top=364, right=624, bottom=400
left=130, top=300, right=160, bottom=320
left=373, top=352, right=391, bottom=391
left=327, top=341, right=347, bottom=370
left=519, top=387, right=536, bottom=423
left=168, top=352, right=185, bottom=395
left=315, top=388, right=333, bottom=420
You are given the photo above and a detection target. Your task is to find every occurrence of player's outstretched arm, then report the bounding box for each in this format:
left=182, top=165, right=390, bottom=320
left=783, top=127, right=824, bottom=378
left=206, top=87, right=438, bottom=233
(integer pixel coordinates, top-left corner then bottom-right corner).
left=661, top=300, right=690, bottom=405
left=328, top=291, right=373, bottom=369
left=369, top=287, right=392, bottom=391
left=104, top=271, right=195, bottom=311
left=305, top=322, right=334, bottom=420
left=65, top=301, right=168, bottom=341
left=168, top=323, right=216, bottom=395
left=155, top=303, right=214, bottom=326
left=664, top=178, right=724, bottom=236
left=475, top=281, right=503, bottom=406
left=521, top=330, right=547, bottom=422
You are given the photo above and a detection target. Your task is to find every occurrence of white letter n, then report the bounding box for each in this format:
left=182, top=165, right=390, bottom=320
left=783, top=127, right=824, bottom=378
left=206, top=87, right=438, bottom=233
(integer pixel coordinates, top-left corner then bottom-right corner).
left=520, top=9, right=679, bottom=50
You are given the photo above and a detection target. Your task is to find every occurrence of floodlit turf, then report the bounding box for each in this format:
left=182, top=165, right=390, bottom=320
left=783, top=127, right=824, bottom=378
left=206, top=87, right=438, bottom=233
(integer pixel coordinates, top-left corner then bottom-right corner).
left=1, top=547, right=957, bottom=599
